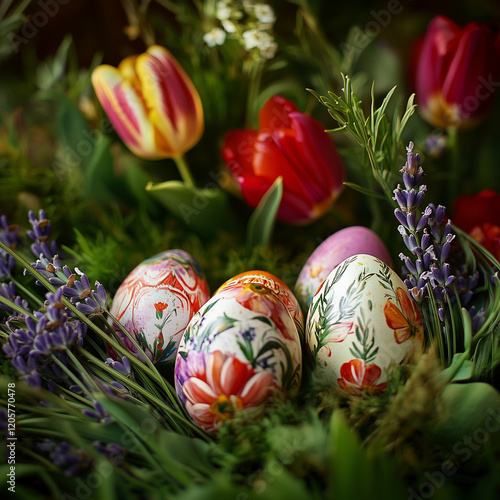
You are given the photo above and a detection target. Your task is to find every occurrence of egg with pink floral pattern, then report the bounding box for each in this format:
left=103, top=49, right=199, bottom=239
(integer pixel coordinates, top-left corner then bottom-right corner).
left=295, top=226, right=393, bottom=310
left=175, top=280, right=302, bottom=434
left=109, top=250, right=210, bottom=366
left=306, top=254, right=423, bottom=395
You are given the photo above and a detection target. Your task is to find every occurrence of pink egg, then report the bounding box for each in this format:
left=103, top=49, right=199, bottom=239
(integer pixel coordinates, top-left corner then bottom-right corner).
left=295, top=226, right=393, bottom=309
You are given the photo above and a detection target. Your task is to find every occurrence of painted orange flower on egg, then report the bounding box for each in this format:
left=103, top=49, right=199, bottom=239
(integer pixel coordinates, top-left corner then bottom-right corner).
left=384, top=287, right=423, bottom=344
left=178, top=350, right=277, bottom=433
left=337, top=359, right=387, bottom=395
left=217, top=283, right=294, bottom=340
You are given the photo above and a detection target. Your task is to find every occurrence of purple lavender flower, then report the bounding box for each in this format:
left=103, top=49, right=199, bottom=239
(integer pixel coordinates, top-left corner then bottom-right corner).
left=37, top=440, right=90, bottom=476
left=0, top=282, right=30, bottom=317
left=105, top=355, right=134, bottom=379
left=0, top=215, right=19, bottom=278
left=3, top=288, right=87, bottom=387
left=93, top=441, right=125, bottom=465
left=83, top=401, right=111, bottom=423
left=394, top=142, right=485, bottom=341
left=27, top=210, right=58, bottom=259
left=394, top=143, right=456, bottom=308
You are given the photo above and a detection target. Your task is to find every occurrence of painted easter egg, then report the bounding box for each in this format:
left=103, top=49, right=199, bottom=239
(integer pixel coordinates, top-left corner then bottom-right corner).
left=175, top=281, right=302, bottom=434
left=295, top=226, right=393, bottom=310
left=216, top=270, right=305, bottom=339
left=109, top=249, right=210, bottom=366
left=306, top=254, right=423, bottom=395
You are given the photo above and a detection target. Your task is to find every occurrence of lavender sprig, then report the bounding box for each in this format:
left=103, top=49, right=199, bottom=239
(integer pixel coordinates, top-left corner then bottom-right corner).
left=394, top=142, right=459, bottom=345
left=0, top=215, right=19, bottom=278
left=28, top=255, right=108, bottom=316
left=37, top=440, right=91, bottom=476
left=394, top=143, right=455, bottom=309
left=2, top=288, right=87, bottom=388
left=0, top=282, right=30, bottom=317
left=27, top=209, right=58, bottom=260
left=394, top=142, right=486, bottom=346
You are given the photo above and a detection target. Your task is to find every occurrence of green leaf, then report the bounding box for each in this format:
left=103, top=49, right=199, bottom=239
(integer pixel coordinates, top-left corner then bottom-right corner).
left=433, top=382, right=500, bottom=452
left=246, top=176, right=283, bottom=252
left=54, top=94, right=90, bottom=165
left=438, top=354, right=474, bottom=383
left=343, top=181, right=386, bottom=199
left=83, top=134, right=115, bottom=200
left=35, top=35, right=73, bottom=90
left=146, top=180, right=233, bottom=238
left=328, top=410, right=406, bottom=499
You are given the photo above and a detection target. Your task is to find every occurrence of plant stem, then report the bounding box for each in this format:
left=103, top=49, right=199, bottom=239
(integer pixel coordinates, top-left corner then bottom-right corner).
left=246, top=60, right=264, bottom=129
left=104, top=313, right=181, bottom=410
left=79, top=347, right=205, bottom=438
left=173, top=155, right=196, bottom=188
left=11, top=277, right=44, bottom=307
left=0, top=295, right=37, bottom=320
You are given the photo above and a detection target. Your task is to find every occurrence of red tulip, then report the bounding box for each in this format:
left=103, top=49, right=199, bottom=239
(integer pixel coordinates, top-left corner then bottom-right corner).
left=222, top=95, right=344, bottom=224
left=414, top=16, right=500, bottom=130
left=453, top=189, right=500, bottom=259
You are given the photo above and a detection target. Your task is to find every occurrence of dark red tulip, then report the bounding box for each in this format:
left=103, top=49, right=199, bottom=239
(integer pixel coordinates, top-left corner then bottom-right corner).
left=415, top=16, right=500, bottom=130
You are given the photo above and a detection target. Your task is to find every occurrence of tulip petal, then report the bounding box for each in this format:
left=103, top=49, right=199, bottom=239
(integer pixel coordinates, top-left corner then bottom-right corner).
left=253, top=131, right=318, bottom=206
left=92, top=65, right=158, bottom=158
left=238, top=175, right=313, bottom=223
left=416, top=16, right=460, bottom=103
left=453, top=189, right=500, bottom=233
left=222, top=129, right=258, bottom=177
left=258, top=95, right=297, bottom=131
left=136, top=45, right=204, bottom=157
left=288, top=112, right=344, bottom=198
left=442, top=23, right=499, bottom=120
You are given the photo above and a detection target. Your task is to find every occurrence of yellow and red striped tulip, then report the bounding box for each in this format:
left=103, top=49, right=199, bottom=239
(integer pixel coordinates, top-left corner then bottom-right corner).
left=91, top=45, right=204, bottom=160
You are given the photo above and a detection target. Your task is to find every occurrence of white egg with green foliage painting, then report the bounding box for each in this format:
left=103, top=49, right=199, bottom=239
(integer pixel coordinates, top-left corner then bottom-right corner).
left=109, top=250, right=210, bottom=366
left=306, top=254, right=424, bottom=395
left=174, top=281, right=302, bottom=434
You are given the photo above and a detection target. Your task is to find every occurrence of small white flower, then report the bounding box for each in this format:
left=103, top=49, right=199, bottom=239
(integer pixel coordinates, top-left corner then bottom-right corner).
left=216, top=1, right=231, bottom=21
left=242, top=29, right=273, bottom=51
left=261, top=40, right=277, bottom=59
left=221, top=19, right=236, bottom=33
left=203, top=28, right=227, bottom=48
left=254, top=4, right=275, bottom=24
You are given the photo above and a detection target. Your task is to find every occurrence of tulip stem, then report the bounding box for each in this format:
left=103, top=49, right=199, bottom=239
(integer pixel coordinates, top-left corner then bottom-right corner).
left=246, top=61, right=264, bottom=128
left=173, top=155, right=196, bottom=189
